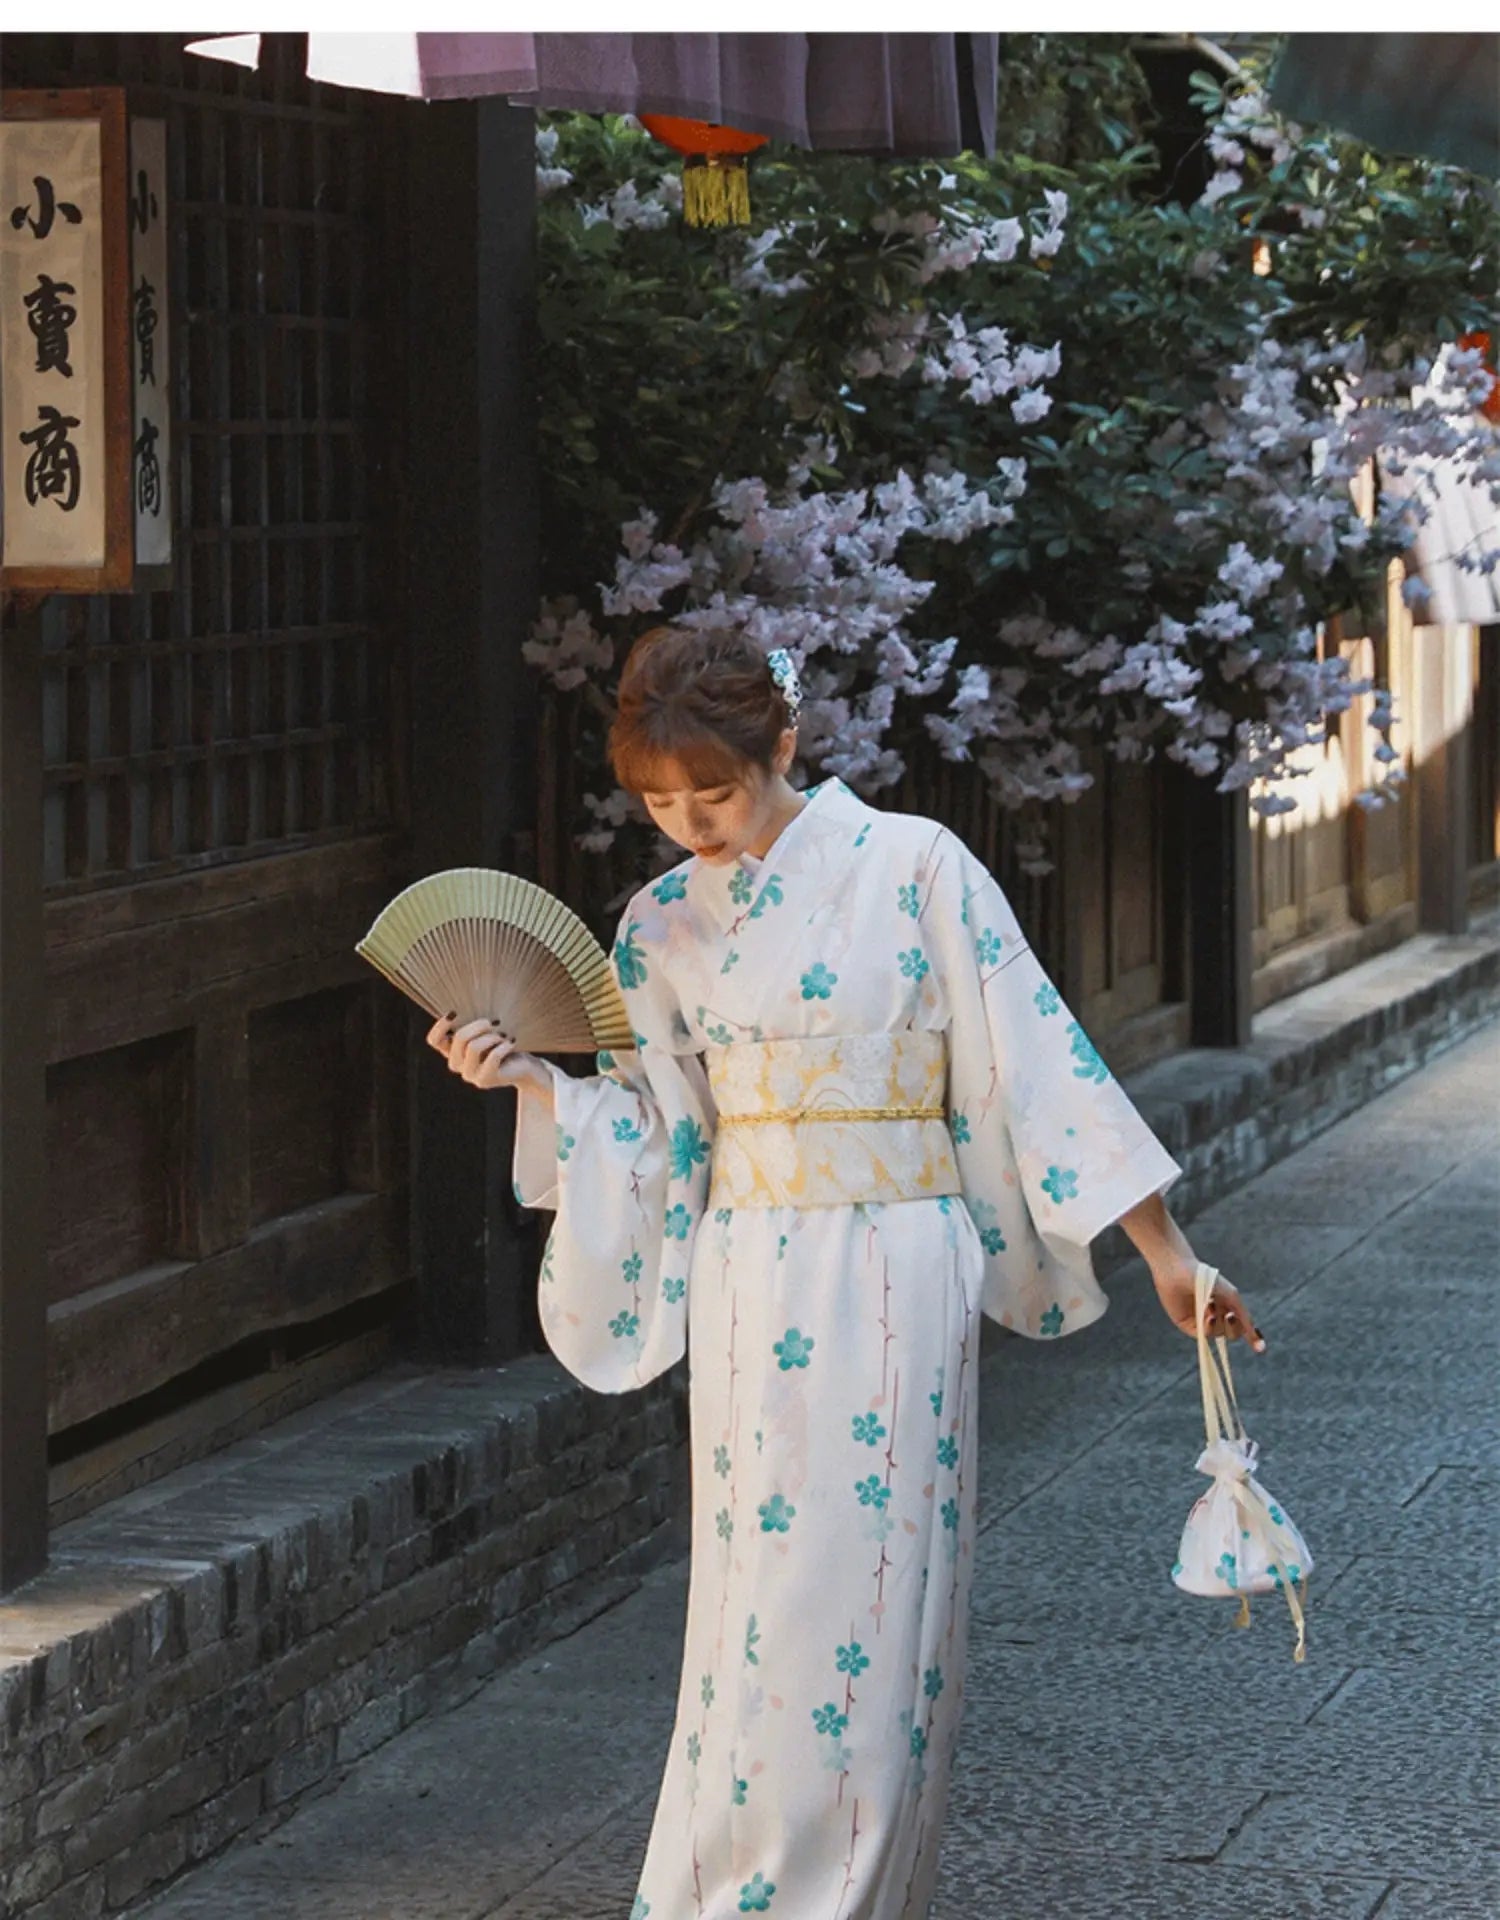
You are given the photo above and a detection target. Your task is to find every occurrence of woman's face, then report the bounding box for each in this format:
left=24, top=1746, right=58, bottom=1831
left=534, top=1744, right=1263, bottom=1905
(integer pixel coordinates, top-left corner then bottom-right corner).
left=640, top=739, right=794, bottom=864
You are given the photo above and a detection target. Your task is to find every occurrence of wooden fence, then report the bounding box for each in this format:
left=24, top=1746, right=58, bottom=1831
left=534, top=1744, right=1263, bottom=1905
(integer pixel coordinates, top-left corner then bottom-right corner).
left=1251, top=571, right=1499, bottom=1001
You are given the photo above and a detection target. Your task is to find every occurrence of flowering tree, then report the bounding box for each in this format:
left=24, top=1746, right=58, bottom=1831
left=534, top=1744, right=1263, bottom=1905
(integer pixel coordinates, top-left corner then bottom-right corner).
left=527, top=40, right=1499, bottom=876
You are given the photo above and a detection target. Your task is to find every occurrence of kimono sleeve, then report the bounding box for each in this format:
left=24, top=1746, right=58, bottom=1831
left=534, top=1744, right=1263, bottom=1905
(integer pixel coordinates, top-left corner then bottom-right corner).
left=510, top=900, right=713, bottom=1393
left=923, top=826, right=1182, bottom=1340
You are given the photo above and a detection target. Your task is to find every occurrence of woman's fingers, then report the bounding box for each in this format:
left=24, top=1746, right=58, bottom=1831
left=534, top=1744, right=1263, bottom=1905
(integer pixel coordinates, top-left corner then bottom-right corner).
left=425, top=1010, right=459, bottom=1055
left=429, top=1013, right=530, bottom=1093
left=1209, top=1283, right=1267, bottom=1354
left=447, top=1016, right=496, bottom=1074
left=470, top=1035, right=519, bottom=1087
left=445, top=1019, right=526, bottom=1090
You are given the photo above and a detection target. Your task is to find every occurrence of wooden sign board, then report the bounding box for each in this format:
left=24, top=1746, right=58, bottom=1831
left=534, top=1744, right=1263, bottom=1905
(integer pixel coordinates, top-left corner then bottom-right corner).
left=1, top=89, right=134, bottom=593
left=129, top=113, right=172, bottom=580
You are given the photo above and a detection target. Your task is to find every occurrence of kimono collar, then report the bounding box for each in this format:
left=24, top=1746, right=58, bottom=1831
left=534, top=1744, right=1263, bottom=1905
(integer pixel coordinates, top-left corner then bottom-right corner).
left=686, top=776, right=869, bottom=934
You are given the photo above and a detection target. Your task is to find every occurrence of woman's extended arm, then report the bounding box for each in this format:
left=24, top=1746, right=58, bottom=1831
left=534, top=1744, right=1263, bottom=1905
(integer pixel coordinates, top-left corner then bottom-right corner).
left=420, top=917, right=714, bottom=1395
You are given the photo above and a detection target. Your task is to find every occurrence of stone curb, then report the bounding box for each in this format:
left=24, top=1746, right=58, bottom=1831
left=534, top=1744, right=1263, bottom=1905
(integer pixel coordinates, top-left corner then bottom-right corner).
left=1122, top=918, right=1499, bottom=1231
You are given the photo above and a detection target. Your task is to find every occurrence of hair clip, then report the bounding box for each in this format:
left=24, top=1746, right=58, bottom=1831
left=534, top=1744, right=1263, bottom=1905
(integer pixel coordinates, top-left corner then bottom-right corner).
left=765, top=647, right=803, bottom=723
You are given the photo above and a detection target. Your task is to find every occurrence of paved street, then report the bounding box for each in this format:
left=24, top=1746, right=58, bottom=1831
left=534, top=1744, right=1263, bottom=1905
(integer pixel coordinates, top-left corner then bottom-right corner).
left=134, top=1020, right=1499, bottom=1920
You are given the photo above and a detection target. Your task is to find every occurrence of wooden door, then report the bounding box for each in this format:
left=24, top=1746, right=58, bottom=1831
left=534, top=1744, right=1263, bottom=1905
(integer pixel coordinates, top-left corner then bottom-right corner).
left=1059, top=749, right=1174, bottom=1037
left=0, top=34, right=411, bottom=1510
left=1251, top=606, right=1418, bottom=965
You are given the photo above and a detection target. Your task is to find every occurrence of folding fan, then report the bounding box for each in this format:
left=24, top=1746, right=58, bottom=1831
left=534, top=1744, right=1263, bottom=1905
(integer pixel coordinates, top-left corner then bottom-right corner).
left=355, top=869, right=636, bottom=1055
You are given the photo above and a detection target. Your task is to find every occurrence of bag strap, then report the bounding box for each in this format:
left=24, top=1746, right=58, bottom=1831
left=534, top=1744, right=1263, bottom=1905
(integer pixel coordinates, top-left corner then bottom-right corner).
left=1194, top=1262, right=1243, bottom=1448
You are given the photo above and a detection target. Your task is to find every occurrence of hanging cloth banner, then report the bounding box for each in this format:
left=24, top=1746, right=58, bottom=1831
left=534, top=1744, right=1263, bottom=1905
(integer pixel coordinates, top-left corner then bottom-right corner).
left=186, top=33, right=1000, bottom=158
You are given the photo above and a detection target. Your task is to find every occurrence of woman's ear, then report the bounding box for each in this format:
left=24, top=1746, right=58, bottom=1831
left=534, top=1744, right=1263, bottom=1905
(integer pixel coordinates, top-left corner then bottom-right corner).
left=773, top=727, right=798, bottom=777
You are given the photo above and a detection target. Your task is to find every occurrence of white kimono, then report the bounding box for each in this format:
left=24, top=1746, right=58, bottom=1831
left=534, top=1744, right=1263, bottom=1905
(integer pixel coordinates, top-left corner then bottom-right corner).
left=513, top=775, right=1181, bottom=1920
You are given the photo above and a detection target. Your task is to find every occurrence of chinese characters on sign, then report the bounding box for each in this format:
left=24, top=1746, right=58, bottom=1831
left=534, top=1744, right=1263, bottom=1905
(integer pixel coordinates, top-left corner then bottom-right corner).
left=9, top=173, right=82, bottom=239
left=2, top=91, right=147, bottom=592
left=24, top=272, right=78, bottom=377
left=128, top=117, right=170, bottom=568
left=1, top=116, right=108, bottom=570
left=19, top=405, right=82, bottom=511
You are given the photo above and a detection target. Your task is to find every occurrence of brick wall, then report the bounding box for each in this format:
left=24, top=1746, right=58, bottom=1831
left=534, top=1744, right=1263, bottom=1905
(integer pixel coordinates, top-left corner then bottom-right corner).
left=0, top=1360, right=687, bottom=1918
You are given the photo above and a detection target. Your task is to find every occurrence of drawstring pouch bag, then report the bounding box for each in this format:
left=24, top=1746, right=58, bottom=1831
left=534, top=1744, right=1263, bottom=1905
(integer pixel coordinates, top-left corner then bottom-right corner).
left=1172, top=1262, right=1313, bottom=1662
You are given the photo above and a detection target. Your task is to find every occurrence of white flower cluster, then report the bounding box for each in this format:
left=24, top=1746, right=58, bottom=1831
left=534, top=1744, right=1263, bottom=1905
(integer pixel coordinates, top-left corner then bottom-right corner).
left=730, top=226, right=811, bottom=301
left=1163, top=325, right=1500, bottom=810
left=1217, top=541, right=1285, bottom=602
left=521, top=603, right=615, bottom=693
left=525, top=447, right=1033, bottom=841
left=919, top=315, right=1062, bottom=422
left=872, top=203, right=1028, bottom=280
left=534, top=123, right=574, bottom=199
left=531, top=109, right=1497, bottom=848
left=1027, top=188, right=1070, bottom=260
left=578, top=786, right=637, bottom=855
left=925, top=626, right=1100, bottom=814
left=578, top=175, right=681, bottom=232
left=599, top=513, right=694, bottom=617
left=1197, top=85, right=1299, bottom=208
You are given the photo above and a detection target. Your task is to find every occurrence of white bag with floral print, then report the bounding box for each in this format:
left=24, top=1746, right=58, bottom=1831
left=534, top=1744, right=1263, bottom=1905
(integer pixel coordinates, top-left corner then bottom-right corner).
left=1172, top=1264, right=1312, bottom=1662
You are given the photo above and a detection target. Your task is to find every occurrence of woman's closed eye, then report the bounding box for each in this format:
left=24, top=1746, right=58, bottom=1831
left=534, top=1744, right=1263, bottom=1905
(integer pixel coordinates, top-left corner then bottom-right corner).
left=647, top=789, right=734, bottom=810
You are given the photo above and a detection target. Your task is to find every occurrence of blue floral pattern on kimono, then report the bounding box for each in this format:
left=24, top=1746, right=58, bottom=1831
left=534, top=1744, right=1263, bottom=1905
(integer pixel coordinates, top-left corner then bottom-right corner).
left=512, top=776, right=1181, bottom=1919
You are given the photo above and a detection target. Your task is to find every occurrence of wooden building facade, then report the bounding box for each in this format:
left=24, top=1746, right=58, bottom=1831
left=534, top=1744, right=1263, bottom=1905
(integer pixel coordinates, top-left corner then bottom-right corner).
left=1, top=33, right=543, bottom=1589
left=1, top=31, right=1496, bottom=1593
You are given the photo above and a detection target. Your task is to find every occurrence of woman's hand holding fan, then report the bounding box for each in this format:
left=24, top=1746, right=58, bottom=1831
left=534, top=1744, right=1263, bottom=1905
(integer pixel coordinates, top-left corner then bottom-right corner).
left=355, top=870, right=635, bottom=1092
left=425, top=1013, right=554, bottom=1111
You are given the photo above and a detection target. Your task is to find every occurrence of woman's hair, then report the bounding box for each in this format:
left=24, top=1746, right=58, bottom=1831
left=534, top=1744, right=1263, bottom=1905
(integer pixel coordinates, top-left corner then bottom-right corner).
left=609, top=625, right=794, bottom=795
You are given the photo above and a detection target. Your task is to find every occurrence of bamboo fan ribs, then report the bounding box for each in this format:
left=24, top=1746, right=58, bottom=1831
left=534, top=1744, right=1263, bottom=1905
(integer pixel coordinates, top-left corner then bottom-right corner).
left=356, top=869, right=635, bottom=1056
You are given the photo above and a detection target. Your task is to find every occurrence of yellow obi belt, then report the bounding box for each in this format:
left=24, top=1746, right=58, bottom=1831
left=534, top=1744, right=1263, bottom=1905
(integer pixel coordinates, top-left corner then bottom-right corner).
left=705, top=1030, right=961, bottom=1211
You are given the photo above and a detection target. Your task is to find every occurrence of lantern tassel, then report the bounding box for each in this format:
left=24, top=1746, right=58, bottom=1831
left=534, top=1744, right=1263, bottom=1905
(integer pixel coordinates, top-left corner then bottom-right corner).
left=682, top=155, right=752, bottom=228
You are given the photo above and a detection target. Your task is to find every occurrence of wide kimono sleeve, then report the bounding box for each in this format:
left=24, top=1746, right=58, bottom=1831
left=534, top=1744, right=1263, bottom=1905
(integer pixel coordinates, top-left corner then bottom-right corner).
left=510, top=895, right=714, bottom=1393
left=922, top=825, right=1183, bottom=1340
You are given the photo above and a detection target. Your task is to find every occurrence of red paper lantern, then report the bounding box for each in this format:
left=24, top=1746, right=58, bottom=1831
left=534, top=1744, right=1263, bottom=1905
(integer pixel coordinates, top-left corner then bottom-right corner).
left=1458, top=331, right=1500, bottom=425
left=639, top=115, right=770, bottom=227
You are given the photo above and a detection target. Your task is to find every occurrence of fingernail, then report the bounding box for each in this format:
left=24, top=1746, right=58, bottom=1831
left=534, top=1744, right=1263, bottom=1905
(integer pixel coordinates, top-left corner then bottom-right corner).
left=446, top=1010, right=456, bottom=1020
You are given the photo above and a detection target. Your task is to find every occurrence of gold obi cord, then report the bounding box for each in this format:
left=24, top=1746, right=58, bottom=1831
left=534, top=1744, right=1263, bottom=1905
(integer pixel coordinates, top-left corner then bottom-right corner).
left=705, top=1031, right=961, bottom=1211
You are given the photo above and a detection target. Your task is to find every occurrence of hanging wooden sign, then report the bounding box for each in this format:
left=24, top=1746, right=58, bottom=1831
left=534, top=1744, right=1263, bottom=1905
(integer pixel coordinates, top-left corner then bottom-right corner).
left=128, top=114, right=172, bottom=576
left=0, top=89, right=133, bottom=593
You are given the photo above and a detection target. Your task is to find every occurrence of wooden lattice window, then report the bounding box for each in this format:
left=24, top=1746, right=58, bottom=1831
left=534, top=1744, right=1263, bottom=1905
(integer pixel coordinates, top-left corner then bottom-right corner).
left=0, top=34, right=395, bottom=893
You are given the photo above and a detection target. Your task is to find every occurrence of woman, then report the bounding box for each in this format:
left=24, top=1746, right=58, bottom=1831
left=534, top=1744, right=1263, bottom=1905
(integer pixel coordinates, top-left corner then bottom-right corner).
left=431, top=626, right=1263, bottom=1920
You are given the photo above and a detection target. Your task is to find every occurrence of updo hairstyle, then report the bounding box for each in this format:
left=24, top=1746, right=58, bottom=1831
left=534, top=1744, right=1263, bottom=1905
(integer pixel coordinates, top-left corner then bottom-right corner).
left=609, top=626, right=795, bottom=796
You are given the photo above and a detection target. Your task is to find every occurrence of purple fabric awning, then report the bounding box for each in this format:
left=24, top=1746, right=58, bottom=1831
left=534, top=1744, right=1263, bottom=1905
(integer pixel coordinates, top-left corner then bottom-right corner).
left=186, top=32, right=999, bottom=157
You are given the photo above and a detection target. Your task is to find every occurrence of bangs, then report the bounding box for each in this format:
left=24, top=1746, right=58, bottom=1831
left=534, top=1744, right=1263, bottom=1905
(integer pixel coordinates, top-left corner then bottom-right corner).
left=611, top=713, right=751, bottom=797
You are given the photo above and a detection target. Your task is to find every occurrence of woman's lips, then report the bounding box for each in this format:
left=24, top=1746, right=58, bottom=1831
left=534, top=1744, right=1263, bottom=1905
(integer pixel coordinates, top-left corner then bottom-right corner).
left=695, top=843, right=725, bottom=858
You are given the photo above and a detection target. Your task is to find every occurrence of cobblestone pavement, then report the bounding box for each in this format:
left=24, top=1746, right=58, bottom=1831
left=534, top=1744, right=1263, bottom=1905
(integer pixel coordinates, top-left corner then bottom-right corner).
left=134, top=1021, right=1499, bottom=1920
